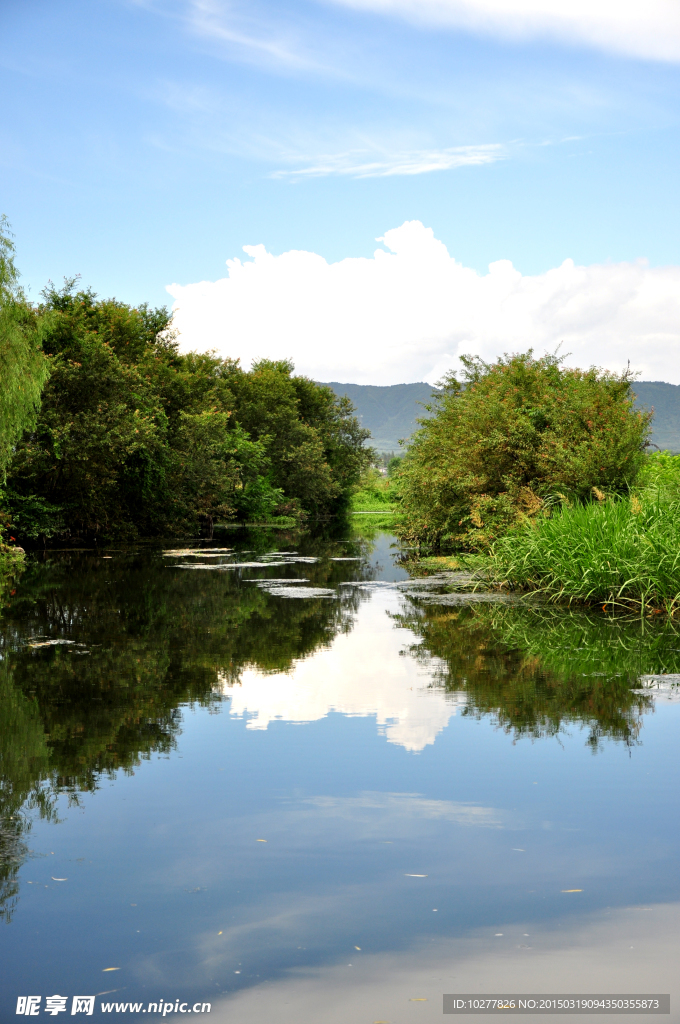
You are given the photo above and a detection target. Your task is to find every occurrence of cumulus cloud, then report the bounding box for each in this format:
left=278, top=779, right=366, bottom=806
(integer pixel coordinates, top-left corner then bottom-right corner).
left=167, top=220, right=680, bottom=386
left=324, top=0, right=680, bottom=63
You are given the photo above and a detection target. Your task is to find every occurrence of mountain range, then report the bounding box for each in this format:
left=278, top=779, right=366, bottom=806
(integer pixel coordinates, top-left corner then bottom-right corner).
left=325, top=380, right=680, bottom=454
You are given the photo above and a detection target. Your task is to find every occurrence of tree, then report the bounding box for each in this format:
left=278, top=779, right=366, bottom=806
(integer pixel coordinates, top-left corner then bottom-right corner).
left=0, top=218, right=50, bottom=482
left=397, top=351, right=651, bottom=550
left=5, top=280, right=373, bottom=539
left=228, top=360, right=372, bottom=517
left=171, top=411, right=274, bottom=533
left=7, top=283, right=169, bottom=537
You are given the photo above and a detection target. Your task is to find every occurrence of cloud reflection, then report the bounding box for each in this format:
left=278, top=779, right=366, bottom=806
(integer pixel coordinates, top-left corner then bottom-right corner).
left=207, top=901, right=680, bottom=1023
left=220, top=593, right=464, bottom=751
left=302, top=792, right=503, bottom=828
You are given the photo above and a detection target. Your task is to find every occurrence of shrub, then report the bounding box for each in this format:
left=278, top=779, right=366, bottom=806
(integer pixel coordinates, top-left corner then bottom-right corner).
left=397, top=351, right=650, bottom=551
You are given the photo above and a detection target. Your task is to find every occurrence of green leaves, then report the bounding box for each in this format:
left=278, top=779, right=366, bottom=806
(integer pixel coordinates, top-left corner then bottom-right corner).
left=491, top=493, right=680, bottom=612
left=3, top=278, right=372, bottom=539
left=397, top=350, right=651, bottom=551
left=0, top=218, right=50, bottom=485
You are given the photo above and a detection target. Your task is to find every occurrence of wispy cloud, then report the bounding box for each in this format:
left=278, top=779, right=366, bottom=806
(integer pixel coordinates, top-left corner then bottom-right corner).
left=272, top=143, right=504, bottom=178
left=132, top=0, right=328, bottom=73
left=324, top=0, right=680, bottom=63
left=186, top=0, right=330, bottom=73
left=303, top=792, right=504, bottom=827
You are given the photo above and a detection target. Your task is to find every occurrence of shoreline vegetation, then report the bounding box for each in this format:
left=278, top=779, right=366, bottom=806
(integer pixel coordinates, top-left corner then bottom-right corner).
left=0, top=220, right=373, bottom=548
left=3, top=217, right=680, bottom=615
left=389, top=354, right=680, bottom=614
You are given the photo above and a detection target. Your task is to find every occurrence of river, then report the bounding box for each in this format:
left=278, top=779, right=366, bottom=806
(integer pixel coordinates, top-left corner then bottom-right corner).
left=0, top=529, right=678, bottom=1022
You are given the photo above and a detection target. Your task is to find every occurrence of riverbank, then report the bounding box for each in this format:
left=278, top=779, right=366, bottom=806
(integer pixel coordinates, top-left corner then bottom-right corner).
left=402, top=493, right=680, bottom=616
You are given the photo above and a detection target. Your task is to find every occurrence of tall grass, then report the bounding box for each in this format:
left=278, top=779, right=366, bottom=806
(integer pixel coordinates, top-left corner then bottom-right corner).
left=491, top=496, right=680, bottom=612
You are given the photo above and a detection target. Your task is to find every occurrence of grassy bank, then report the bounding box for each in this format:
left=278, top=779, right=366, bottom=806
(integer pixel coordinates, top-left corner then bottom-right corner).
left=491, top=494, right=680, bottom=613
left=350, top=468, right=400, bottom=514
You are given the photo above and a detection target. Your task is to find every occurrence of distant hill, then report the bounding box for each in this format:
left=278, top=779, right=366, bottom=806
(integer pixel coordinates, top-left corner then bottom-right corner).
left=325, top=380, right=680, bottom=454
left=324, top=382, right=438, bottom=453
left=632, top=382, right=680, bottom=453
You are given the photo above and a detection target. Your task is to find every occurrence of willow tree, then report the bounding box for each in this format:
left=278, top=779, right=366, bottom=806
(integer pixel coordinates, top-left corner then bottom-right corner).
left=0, top=219, right=50, bottom=481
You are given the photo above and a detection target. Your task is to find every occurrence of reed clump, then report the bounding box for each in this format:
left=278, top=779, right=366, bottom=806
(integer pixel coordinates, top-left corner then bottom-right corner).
left=491, top=491, right=680, bottom=613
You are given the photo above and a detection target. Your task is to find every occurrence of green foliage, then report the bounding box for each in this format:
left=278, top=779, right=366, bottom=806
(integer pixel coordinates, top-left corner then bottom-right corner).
left=634, top=449, right=680, bottom=502
left=394, top=600, right=666, bottom=748
left=171, top=412, right=269, bottom=530
left=397, top=351, right=651, bottom=551
left=0, top=219, right=50, bottom=484
left=2, top=493, right=65, bottom=541
left=350, top=467, right=399, bottom=512
left=5, top=285, right=372, bottom=539
left=491, top=491, right=680, bottom=612
left=387, top=455, right=402, bottom=477
left=228, top=361, right=373, bottom=517
left=8, top=298, right=168, bottom=536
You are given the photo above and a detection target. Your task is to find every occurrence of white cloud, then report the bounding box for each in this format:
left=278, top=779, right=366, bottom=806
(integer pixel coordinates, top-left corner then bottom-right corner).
left=271, top=144, right=504, bottom=179
left=167, top=220, right=680, bottom=385
left=323, top=0, right=680, bottom=63
left=186, top=0, right=322, bottom=72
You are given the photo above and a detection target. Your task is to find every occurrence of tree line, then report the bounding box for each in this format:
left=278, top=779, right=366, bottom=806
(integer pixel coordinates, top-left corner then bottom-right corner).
left=0, top=221, right=372, bottom=543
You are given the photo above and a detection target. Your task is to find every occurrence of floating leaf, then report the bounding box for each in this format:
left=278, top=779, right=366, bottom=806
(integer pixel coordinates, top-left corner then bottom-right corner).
left=562, top=889, right=583, bottom=892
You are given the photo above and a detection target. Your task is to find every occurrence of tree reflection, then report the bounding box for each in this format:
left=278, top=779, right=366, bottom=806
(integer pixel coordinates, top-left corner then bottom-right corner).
left=393, top=600, right=674, bottom=748
left=0, top=534, right=373, bottom=921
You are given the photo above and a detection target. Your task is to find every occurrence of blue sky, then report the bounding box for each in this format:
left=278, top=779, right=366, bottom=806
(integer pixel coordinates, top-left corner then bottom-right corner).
left=3, top=0, right=680, bottom=382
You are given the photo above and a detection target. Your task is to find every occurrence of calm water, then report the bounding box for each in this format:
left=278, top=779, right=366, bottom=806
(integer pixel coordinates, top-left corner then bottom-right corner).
left=0, top=530, right=679, bottom=1023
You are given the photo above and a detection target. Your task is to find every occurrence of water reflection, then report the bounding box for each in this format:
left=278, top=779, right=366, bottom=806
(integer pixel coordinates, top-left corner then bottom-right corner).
left=0, top=534, right=374, bottom=923
left=208, top=900, right=680, bottom=1024
left=222, top=593, right=461, bottom=750
left=395, top=599, right=680, bottom=748
left=0, top=532, right=678, bottom=1017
